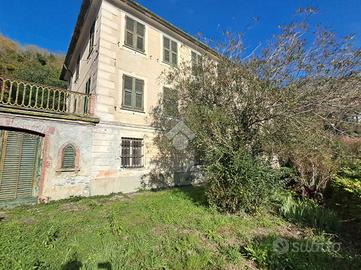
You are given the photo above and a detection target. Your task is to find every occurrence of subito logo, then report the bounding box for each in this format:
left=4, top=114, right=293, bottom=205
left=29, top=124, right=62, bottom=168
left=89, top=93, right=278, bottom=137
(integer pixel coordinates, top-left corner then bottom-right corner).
left=166, top=121, right=195, bottom=150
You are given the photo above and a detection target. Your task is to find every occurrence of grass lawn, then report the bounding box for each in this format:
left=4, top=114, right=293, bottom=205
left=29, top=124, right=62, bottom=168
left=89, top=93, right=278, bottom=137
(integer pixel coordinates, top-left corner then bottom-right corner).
left=0, top=186, right=360, bottom=270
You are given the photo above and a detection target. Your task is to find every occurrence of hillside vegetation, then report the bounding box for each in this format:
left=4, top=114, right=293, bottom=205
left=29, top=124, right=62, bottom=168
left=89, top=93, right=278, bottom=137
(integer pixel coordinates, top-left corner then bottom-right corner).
left=0, top=35, right=66, bottom=88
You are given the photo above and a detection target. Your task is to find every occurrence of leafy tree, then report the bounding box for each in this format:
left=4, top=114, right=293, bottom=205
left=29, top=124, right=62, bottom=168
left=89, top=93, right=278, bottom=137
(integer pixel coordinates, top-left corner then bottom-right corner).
left=150, top=10, right=361, bottom=213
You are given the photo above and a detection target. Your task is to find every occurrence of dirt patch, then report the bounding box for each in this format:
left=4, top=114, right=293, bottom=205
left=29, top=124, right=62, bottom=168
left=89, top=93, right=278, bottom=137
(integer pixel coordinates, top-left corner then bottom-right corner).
left=250, top=223, right=304, bottom=240
left=0, top=212, right=7, bottom=222
left=276, top=224, right=304, bottom=239
left=151, top=224, right=219, bottom=253
left=60, top=203, right=89, bottom=213
left=21, top=217, right=37, bottom=225
left=217, top=225, right=244, bottom=246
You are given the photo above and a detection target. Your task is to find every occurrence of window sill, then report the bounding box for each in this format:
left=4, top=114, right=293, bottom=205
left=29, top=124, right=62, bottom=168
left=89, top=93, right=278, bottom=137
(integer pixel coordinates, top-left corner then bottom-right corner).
left=162, top=61, right=178, bottom=68
left=123, top=44, right=146, bottom=55
left=120, top=106, right=145, bottom=114
left=57, top=168, right=80, bottom=173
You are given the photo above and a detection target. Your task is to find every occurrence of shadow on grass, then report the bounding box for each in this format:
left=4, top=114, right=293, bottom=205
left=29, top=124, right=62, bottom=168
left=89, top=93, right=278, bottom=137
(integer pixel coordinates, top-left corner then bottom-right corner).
left=176, top=185, right=208, bottom=207
left=241, top=234, right=361, bottom=270
left=61, top=258, right=82, bottom=270
left=325, top=178, right=361, bottom=250
left=61, top=259, right=112, bottom=270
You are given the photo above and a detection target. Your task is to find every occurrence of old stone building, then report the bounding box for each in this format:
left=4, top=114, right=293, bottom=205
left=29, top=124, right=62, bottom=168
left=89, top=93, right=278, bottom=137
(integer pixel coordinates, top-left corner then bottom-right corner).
left=0, top=0, right=217, bottom=206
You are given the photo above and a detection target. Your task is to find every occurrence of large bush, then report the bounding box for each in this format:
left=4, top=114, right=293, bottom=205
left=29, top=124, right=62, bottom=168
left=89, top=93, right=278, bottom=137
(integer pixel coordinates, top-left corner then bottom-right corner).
left=206, top=146, right=277, bottom=214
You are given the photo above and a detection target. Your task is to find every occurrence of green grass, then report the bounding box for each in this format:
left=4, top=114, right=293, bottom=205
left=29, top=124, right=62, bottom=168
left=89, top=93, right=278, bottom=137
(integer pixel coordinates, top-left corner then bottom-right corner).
left=278, top=193, right=341, bottom=232
left=0, top=186, right=360, bottom=270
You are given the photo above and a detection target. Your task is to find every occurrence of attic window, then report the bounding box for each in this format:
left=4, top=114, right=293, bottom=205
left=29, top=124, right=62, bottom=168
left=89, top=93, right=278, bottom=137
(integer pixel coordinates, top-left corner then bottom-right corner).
left=62, top=144, right=76, bottom=170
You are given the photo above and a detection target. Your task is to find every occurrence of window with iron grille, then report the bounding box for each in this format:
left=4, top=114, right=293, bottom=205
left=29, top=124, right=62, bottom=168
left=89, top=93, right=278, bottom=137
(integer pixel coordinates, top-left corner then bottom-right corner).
left=125, top=16, right=145, bottom=52
left=62, top=144, right=76, bottom=170
left=88, top=22, right=95, bottom=57
left=121, top=138, right=144, bottom=168
left=163, top=36, right=178, bottom=66
left=122, top=75, right=144, bottom=111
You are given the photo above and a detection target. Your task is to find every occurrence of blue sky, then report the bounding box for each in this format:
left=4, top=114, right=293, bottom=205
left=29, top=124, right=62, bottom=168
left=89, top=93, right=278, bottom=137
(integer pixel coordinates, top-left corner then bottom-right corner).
left=0, top=0, right=360, bottom=55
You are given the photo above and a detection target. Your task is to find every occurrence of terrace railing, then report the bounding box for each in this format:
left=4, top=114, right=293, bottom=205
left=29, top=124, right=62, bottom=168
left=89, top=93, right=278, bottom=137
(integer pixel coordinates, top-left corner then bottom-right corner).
left=0, top=77, right=92, bottom=117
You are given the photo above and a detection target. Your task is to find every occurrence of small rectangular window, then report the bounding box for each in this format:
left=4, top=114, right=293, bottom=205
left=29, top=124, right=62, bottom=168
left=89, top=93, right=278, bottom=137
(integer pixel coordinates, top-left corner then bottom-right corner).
left=122, top=75, right=144, bottom=111
left=121, top=138, right=144, bottom=168
left=125, top=16, right=145, bottom=52
left=88, top=22, right=95, bottom=57
left=163, top=36, right=178, bottom=66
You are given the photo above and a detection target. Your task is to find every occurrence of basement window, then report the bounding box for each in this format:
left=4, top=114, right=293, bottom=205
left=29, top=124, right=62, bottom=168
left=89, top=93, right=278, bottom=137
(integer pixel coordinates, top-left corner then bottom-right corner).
left=121, top=138, right=144, bottom=168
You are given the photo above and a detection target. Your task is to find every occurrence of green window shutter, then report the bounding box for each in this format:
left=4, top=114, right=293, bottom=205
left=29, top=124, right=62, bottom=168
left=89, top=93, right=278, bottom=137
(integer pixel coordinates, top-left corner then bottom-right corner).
left=163, top=87, right=178, bottom=117
left=62, top=145, right=76, bottom=169
left=136, top=22, right=145, bottom=51
left=85, top=78, right=91, bottom=95
left=135, top=79, right=144, bottom=109
left=84, top=78, right=91, bottom=114
left=123, top=75, right=133, bottom=107
left=122, top=75, right=144, bottom=111
left=0, top=132, right=22, bottom=201
left=192, top=51, right=197, bottom=74
left=163, top=37, right=178, bottom=65
left=191, top=51, right=203, bottom=75
left=163, top=37, right=171, bottom=63
left=125, top=17, right=145, bottom=52
left=75, top=56, right=80, bottom=81
left=0, top=131, right=40, bottom=202
left=171, top=41, right=178, bottom=65
left=125, top=17, right=135, bottom=47
left=17, top=134, right=39, bottom=198
left=89, top=21, right=95, bottom=57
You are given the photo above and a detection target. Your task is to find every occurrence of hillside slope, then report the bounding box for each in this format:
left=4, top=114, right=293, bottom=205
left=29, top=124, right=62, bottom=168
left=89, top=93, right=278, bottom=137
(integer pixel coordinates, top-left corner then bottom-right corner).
left=0, top=35, right=66, bottom=88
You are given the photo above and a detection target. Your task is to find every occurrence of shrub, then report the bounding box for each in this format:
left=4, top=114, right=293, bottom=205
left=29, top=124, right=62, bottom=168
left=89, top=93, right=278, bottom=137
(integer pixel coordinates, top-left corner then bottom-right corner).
left=206, top=146, right=278, bottom=214
left=241, top=234, right=349, bottom=270
left=333, top=176, right=361, bottom=199
left=279, top=194, right=341, bottom=232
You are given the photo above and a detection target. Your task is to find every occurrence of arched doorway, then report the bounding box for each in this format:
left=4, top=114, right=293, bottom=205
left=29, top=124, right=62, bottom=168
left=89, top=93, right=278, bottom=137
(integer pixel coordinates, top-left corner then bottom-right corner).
left=0, top=128, right=43, bottom=206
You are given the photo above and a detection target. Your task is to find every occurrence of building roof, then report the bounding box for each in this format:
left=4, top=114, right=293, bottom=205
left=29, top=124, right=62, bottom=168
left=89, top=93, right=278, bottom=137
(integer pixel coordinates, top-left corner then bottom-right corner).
left=60, top=0, right=219, bottom=81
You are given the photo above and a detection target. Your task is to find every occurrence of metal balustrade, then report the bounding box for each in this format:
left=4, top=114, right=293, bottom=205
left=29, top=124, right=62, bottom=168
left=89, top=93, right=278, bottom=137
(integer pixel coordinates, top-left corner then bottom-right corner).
left=0, top=77, right=92, bottom=116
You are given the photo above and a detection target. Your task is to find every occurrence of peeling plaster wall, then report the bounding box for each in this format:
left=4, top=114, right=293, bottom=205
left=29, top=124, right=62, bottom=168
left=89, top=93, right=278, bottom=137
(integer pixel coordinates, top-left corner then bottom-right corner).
left=0, top=113, right=94, bottom=201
